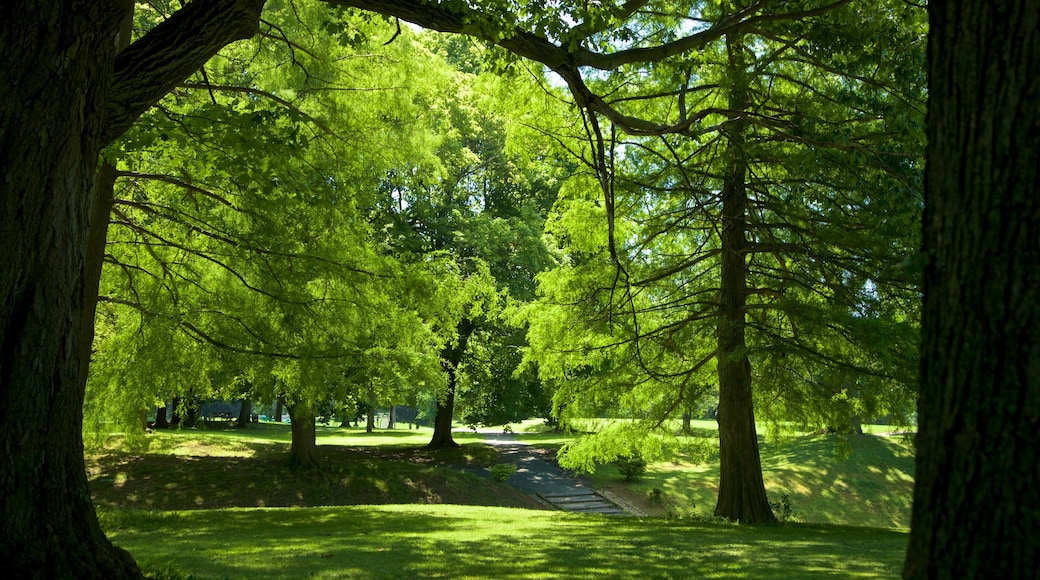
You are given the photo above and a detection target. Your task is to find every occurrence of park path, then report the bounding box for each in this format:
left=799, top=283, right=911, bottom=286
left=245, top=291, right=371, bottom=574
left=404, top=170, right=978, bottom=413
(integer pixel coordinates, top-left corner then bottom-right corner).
left=482, top=432, right=644, bottom=516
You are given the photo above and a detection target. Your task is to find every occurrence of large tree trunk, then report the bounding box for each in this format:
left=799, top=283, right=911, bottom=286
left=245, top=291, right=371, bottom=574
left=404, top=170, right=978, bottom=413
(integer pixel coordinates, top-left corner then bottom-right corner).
left=1, top=1, right=265, bottom=575
left=904, top=2, right=1040, bottom=577
left=286, top=403, right=320, bottom=470
left=427, top=318, right=476, bottom=449
left=712, top=31, right=775, bottom=525
left=81, top=161, right=119, bottom=389
left=0, top=3, right=141, bottom=576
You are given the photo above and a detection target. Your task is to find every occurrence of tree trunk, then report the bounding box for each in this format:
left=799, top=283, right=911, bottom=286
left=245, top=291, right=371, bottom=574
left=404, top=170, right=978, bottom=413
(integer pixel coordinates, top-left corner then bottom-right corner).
left=427, top=318, right=476, bottom=449
left=155, top=404, right=170, bottom=429
left=366, top=390, right=376, bottom=433
left=681, top=411, right=692, bottom=435
left=236, top=399, right=252, bottom=429
left=0, top=3, right=141, bottom=576
left=428, top=382, right=460, bottom=448
left=386, top=405, right=396, bottom=429
left=273, top=397, right=284, bottom=422
left=80, top=161, right=118, bottom=390
left=286, top=403, right=320, bottom=470
left=1, top=1, right=268, bottom=575
left=712, top=31, right=775, bottom=524
left=904, top=2, right=1040, bottom=577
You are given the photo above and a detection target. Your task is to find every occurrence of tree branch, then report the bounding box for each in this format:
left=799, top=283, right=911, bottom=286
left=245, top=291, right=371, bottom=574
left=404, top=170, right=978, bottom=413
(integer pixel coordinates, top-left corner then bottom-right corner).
left=104, top=0, right=268, bottom=145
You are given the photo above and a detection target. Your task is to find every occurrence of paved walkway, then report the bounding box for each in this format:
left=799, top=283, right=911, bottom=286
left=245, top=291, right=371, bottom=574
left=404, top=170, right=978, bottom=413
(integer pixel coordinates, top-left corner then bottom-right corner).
left=483, top=432, right=641, bottom=516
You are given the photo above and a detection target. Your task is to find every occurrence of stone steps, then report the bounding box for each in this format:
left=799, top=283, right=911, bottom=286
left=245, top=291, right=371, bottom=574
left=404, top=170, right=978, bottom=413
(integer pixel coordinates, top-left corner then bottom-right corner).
left=540, top=491, right=627, bottom=515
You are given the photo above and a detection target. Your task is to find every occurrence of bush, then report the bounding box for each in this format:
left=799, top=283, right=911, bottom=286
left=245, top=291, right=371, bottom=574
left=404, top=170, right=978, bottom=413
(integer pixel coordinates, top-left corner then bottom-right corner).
left=615, top=454, right=647, bottom=482
left=490, top=463, right=517, bottom=482
left=770, top=492, right=793, bottom=523
left=646, top=488, right=663, bottom=505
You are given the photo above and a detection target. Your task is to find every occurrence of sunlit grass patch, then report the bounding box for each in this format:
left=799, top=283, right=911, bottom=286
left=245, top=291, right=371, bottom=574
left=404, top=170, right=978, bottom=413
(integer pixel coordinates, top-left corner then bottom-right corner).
left=101, top=505, right=908, bottom=579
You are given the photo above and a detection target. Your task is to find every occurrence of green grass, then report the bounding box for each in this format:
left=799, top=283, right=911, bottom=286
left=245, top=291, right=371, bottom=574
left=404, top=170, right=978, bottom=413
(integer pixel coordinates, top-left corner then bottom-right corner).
left=89, top=425, right=538, bottom=511
left=92, top=421, right=913, bottom=578
left=512, top=421, right=915, bottom=529
left=101, top=505, right=907, bottom=579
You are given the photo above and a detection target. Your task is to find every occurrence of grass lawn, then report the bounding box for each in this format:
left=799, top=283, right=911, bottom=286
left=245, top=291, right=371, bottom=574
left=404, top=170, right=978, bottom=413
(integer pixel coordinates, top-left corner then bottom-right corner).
left=102, top=505, right=907, bottom=579
left=512, top=420, right=915, bottom=530
left=90, top=421, right=912, bottom=578
left=89, top=424, right=537, bottom=511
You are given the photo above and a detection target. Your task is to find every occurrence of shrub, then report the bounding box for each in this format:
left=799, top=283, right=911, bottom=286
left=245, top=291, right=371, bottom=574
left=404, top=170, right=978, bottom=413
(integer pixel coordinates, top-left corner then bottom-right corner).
left=646, top=488, right=663, bottom=505
left=615, top=454, right=647, bottom=482
left=770, top=492, right=793, bottom=523
left=490, top=463, right=517, bottom=482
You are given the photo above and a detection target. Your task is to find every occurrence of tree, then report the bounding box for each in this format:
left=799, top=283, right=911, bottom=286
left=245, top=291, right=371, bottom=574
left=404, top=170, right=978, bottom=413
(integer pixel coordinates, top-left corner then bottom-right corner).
left=369, top=43, right=563, bottom=447
left=502, top=0, right=923, bottom=522
left=1, top=0, right=267, bottom=574
left=903, top=1, right=1040, bottom=577
left=85, top=4, right=449, bottom=468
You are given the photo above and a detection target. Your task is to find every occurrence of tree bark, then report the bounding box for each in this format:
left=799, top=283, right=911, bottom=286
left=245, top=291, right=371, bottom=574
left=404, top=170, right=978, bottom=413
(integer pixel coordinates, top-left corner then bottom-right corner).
left=273, top=396, right=284, bottom=422
left=427, top=318, right=476, bottom=449
left=1, top=0, right=267, bottom=575
left=104, top=0, right=267, bottom=143
left=0, top=2, right=141, bottom=576
left=81, top=161, right=119, bottom=390
left=155, top=404, right=170, bottom=429
left=904, top=2, right=1040, bottom=577
left=712, top=31, right=775, bottom=525
left=286, top=403, right=320, bottom=470
left=236, top=399, right=252, bottom=429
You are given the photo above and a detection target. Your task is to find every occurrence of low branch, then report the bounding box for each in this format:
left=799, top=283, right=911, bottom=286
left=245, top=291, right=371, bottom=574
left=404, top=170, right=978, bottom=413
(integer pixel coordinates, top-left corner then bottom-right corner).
left=105, top=0, right=268, bottom=144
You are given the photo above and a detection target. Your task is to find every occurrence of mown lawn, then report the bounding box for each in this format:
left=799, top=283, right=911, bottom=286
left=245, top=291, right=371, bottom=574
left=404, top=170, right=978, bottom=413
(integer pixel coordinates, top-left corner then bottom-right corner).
left=90, top=421, right=912, bottom=578
left=102, top=505, right=907, bottom=579
left=88, top=425, right=537, bottom=511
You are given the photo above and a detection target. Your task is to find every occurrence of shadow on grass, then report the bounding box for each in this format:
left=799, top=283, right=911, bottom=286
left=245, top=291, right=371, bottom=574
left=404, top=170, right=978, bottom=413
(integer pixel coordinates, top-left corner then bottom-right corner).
left=758, top=434, right=915, bottom=529
left=104, top=506, right=907, bottom=579
left=589, top=433, right=914, bottom=530
left=88, top=443, right=541, bottom=512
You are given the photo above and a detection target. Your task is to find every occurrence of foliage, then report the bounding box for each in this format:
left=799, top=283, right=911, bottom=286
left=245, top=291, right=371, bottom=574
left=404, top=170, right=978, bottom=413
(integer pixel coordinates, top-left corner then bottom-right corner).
left=489, top=462, right=518, bottom=482
left=87, top=7, right=462, bottom=444
left=368, top=34, right=572, bottom=429
left=512, top=0, right=927, bottom=473
left=770, top=492, right=793, bottom=523
left=614, top=453, right=648, bottom=482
